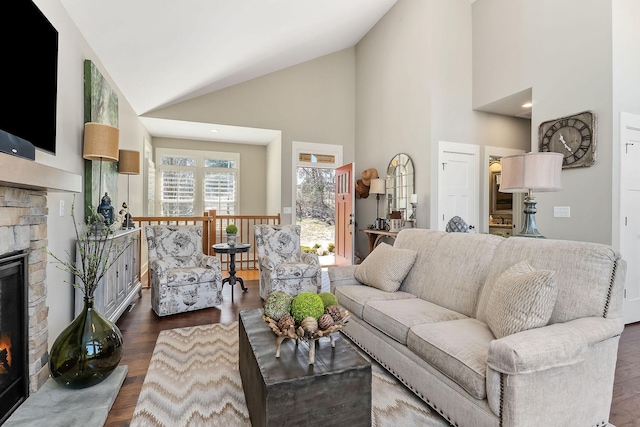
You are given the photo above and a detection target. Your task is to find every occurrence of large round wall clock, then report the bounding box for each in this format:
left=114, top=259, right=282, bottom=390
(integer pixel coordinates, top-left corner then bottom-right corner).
left=539, top=110, right=597, bottom=169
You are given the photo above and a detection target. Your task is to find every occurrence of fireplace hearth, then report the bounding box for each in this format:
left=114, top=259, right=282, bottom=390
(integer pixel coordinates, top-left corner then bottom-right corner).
left=0, top=251, right=28, bottom=424
left=0, top=157, right=83, bottom=421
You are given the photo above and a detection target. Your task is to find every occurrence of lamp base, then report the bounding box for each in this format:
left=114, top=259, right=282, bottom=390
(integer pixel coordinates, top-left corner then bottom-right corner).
left=516, top=196, right=546, bottom=239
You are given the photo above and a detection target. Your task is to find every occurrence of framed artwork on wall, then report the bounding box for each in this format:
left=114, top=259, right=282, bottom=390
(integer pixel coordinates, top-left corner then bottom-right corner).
left=83, top=59, right=119, bottom=217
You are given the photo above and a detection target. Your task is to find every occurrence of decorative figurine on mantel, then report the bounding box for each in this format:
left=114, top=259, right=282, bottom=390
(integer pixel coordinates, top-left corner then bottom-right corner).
left=97, top=192, right=114, bottom=227
left=119, top=202, right=134, bottom=229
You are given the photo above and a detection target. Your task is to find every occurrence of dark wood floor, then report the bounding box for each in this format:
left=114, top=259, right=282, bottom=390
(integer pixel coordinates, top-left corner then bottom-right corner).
left=105, top=273, right=640, bottom=427
left=105, top=272, right=263, bottom=426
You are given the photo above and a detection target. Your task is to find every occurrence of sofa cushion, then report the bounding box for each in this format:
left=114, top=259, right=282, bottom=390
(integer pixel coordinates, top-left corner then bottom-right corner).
left=407, top=318, right=494, bottom=400
left=485, top=260, right=557, bottom=339
left=392, top=229, right=447, bottom=295
left=334, top=284, right=417, bottom=319
left=363, top=298, right=468, bottom=345
left=418, top=233, right=504, bottom=317
left=149, top=224, right=201, bottom=261
left=475, top=237, right=622, bottom=324
left=354, top=242, right=417, bottom=292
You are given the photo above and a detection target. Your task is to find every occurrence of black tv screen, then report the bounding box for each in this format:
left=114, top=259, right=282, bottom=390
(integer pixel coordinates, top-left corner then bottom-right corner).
left=0, top=0, right=58, bottom=154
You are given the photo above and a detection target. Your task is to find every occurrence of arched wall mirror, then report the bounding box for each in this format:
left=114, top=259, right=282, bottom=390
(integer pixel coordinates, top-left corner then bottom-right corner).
left=385, top=153, right=415, bottom=223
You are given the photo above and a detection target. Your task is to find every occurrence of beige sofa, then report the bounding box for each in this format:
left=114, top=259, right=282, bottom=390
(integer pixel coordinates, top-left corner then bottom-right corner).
left=329, top=229, right=626, bottom=427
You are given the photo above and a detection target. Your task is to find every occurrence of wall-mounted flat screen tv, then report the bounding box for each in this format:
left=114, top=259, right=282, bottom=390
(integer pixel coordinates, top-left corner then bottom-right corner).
left=0, top=0, right=59, bottom=155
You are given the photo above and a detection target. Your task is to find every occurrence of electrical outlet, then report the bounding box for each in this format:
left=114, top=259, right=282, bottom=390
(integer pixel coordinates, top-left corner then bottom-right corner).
left=59, top=200, right=65, bottom=217
left=554, top=206, right=570, bottom=218
left=283, top=207, right=292, bottom=214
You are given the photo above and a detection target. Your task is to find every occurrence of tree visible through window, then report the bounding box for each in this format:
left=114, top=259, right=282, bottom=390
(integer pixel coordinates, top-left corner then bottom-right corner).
left=156, top=148, right=239, bottom=216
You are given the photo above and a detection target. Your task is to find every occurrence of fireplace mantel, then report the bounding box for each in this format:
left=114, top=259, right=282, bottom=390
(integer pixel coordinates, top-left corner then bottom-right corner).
left=0, top=153, right=82, bottom=193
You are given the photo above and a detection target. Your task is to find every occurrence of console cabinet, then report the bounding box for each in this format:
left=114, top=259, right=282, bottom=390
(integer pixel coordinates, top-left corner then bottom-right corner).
left=75, top=228, right=142, bottom=323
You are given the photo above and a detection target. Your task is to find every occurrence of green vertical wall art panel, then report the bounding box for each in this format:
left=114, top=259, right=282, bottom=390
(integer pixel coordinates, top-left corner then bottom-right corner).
left=83, top=60, right=118, bottom=219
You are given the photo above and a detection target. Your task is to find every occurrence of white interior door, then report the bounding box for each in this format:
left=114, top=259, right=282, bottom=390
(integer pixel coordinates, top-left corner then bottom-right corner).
left=620, top=112, right=640, bottom=324
left=437, top=141, right=479, bottom=232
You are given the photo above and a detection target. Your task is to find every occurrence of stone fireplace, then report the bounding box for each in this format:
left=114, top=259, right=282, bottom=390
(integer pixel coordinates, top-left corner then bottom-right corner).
left=0, top=186, right=50, bottom=394
left=0, top=153, right=82, bottom=410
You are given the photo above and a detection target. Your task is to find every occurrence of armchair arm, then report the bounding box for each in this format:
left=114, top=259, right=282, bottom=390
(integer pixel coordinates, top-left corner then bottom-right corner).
left=148, top=258, right=171, bottom=283
left=196, top=253, right=221, bottom=270
left=487, top=316, right=623, bottom=375
left=300, top=252, right=320, bottom=267
left=258, top=254, right=278, bottom=271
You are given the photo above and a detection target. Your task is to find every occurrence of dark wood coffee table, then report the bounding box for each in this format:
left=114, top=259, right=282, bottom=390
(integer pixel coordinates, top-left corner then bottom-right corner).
left=239, top=308, right=371, bottom=427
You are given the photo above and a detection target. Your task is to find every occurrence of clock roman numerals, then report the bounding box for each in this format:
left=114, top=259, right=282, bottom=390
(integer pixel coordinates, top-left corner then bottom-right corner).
left=538, top=111, right=596, bottom=169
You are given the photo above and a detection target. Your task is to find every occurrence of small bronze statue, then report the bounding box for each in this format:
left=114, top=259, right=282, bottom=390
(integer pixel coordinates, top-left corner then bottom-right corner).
left=120, top=202, right=134, bottom=229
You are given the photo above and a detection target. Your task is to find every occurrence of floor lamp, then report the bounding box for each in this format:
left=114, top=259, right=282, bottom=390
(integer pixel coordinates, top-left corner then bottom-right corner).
left=117, top=149, right=140, bottom=229
left=499, top=152, right=563, bottom=238
left=370, top=178, right=386, bottom=230
left=83, top=123, right=119, bottom=228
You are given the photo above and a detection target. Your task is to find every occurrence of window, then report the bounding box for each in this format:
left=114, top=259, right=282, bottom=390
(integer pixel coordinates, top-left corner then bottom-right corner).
left=156, top=148, right=239, bottom=216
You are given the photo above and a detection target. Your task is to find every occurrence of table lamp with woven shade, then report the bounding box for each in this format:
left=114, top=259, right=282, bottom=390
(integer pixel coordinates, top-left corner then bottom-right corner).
left=83, top=122, right=120, bottom=227
left=499, top=152, right=562, bottom=238
left=118, top=149, right=140, bottom=229
left=370, top=178, right=386, bottom=230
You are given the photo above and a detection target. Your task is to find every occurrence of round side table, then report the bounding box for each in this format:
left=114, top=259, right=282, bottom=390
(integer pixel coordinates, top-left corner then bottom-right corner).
left=212, top=243, right=251, bottom=301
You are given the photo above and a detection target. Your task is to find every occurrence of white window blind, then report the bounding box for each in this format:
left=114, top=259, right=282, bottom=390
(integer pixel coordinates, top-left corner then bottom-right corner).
left=156, top=148, right=239, bottom=216
left=161, top=170, right=195, bottom=216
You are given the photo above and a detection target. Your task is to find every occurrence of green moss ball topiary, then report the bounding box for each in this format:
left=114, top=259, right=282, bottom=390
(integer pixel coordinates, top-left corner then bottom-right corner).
left=290, top=292, right=325, bottom=324
left=318, top=292, right=338, bottom=309
left=263, top=290, right=293, bottom=321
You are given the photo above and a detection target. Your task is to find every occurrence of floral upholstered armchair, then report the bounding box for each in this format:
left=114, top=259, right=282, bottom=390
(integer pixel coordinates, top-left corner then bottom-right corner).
left=254, top=224, right=322, bottom=300
left=145, top=225, right=223, bottom=316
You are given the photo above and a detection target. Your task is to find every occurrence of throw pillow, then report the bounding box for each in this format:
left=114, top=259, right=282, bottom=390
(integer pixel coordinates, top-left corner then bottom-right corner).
left=354, top=242, right=417, bottom=292
left=485, top=260, right=557, bottom=339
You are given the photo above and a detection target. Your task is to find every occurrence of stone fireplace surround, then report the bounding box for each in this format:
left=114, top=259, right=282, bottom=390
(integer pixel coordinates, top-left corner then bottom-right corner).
left=0, top=153, right=82, bottom=393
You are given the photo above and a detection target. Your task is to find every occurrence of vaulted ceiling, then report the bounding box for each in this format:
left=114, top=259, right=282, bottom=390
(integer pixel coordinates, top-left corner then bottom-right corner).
left=60, top=0, right=398, bottom=143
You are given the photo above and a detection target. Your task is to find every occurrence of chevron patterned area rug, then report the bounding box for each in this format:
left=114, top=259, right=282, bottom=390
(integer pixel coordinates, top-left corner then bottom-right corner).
left=131, top=322, right=451, bottom=427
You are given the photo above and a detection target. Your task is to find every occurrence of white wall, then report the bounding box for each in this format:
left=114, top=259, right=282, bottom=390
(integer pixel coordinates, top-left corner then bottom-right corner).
left=353, top=0, right=532, bottom=255
left=266, top=134, right=283, bottom=216
left=33, top=0, right=150, bottom=347
left=473, top=0, right=614, bottom=244
left=145, top=49, right=357, bottom=224
left=152, top=137, right=268, bottom=215
left=354, top=0, right=432, bottom=255
left=612, top=0, right=640, bottom=248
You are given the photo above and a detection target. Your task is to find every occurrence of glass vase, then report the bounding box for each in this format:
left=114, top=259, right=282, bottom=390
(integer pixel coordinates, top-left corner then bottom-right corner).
left=48, top=297, right=123, bottom=389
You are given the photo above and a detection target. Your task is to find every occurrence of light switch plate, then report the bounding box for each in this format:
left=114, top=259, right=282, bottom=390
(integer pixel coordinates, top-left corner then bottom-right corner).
left=59, top=200, right=65, bottom=217
left=283, top=207, right=292, bottom=214
left=554, top=206, right=570, bottom=218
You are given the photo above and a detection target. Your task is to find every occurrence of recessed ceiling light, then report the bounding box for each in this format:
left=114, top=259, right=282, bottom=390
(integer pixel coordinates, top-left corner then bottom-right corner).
left=210, top=129, right=219, bottom=133
left=522, top=102, right=533, bottom=108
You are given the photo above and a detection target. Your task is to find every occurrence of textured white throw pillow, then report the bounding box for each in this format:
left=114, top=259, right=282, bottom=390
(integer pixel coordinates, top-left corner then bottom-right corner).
left=485, top=260, right=557, bottom=339
left=354, top=242, right=417, bottom=292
